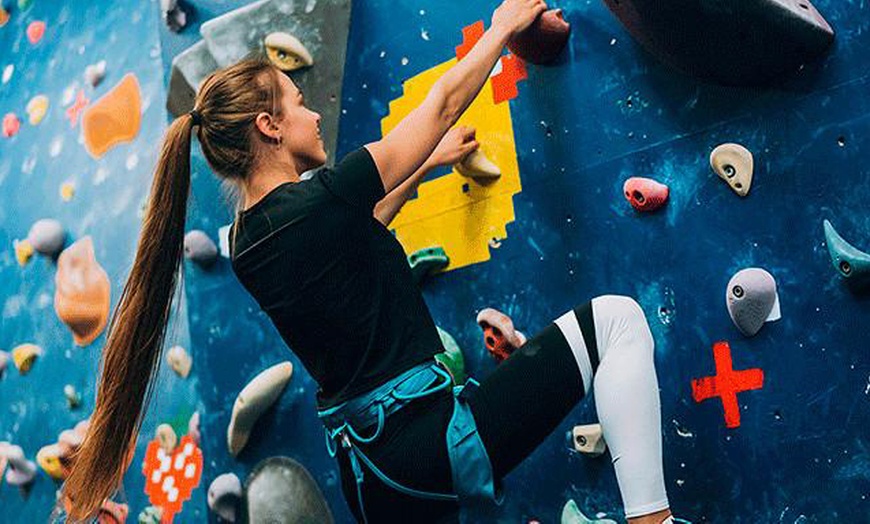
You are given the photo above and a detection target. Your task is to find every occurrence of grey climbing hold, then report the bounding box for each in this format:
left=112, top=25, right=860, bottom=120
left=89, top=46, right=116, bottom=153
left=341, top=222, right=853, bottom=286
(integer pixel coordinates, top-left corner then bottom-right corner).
left=823, top=219, right=870, bottom=289
left=208, top=472, right=242, bottom=522
left=27, top=218, right=66, bottom=257
left=245, top=456, right=333, bottom=524
left=2, top=443, right=37, bottom=486
left=167, top=40, right=220, bottom=117
left=184, top=230, right=218, bottom=267
left=726, top=268, right=781, bottom=337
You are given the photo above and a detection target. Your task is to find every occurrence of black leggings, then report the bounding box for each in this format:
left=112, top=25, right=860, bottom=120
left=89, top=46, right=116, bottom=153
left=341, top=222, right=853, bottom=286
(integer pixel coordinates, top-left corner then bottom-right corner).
left=335, top=302, right=597, bottom=523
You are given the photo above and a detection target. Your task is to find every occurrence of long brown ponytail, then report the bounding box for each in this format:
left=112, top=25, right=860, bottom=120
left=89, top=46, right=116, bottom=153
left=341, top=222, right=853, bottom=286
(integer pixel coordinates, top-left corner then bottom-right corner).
left=62, top=58, right=284, bottom=521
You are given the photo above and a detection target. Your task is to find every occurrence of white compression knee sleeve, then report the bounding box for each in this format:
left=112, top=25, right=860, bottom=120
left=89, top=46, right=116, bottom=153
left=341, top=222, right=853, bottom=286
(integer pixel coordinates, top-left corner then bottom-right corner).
left=554, top=295, right=669, bottom=518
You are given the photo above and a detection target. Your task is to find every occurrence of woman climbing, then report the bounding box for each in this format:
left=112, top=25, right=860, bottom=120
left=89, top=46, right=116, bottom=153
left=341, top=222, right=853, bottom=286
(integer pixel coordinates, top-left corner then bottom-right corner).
left=63, top=1, right=683, bottom=522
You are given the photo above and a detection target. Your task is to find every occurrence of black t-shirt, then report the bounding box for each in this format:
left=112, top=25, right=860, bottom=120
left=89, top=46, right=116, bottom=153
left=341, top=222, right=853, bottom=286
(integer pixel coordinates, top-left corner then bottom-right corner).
left=229, top=147, right=443, bottom=409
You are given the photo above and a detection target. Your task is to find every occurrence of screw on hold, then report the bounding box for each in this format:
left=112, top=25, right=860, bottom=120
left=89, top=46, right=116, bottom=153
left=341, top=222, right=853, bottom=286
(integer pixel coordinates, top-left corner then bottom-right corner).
left=840, top=261, right=852, bottom=275
left=723, top=164, right=736, bottom=177
left=732, top=285, right=744, bottom=298
left=576, top=435, right=587, bottom=446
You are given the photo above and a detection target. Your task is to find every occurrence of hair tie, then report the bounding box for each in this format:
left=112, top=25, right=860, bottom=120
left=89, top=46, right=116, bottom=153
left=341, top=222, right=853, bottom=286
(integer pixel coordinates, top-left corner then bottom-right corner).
left=188, top=109, right=202, bottom=126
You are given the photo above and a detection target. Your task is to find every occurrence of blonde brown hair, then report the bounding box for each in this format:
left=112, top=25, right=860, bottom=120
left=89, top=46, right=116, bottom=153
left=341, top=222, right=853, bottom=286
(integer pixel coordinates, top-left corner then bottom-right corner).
left=62, top=58, right=284, bottom=521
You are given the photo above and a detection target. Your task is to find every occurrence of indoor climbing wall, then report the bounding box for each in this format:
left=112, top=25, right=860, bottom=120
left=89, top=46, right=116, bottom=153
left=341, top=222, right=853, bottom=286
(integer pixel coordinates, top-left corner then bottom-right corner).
left=3, top=0, right=869, bottom=523
left=0, top=0, right=206, bottom=521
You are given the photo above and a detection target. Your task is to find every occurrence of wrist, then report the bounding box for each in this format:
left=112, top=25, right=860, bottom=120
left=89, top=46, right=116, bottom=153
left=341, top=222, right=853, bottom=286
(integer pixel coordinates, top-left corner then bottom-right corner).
left=488, top=22, right=513, bottom=45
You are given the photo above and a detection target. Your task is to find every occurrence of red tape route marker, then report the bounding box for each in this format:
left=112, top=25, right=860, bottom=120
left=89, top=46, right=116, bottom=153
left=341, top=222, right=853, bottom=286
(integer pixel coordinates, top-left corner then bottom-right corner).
left=691, top=341, right=764, bottom=429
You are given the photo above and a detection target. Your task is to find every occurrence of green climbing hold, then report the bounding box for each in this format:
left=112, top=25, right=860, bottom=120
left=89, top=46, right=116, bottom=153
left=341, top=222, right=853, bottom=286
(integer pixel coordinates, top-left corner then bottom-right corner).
left=408, top=246, right=449, bottom=284
left=561, top=499, right=617, bottom=524
left=823, top=220, right=870, bottom=287
left=435, top=326, right=466, bottom=385
left=18, top=0, right=33, bottom=11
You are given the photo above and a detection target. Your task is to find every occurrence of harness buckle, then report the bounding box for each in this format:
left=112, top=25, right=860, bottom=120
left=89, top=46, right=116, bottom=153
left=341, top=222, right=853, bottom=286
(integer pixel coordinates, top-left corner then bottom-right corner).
left=341, top=433, right=352, bottom=450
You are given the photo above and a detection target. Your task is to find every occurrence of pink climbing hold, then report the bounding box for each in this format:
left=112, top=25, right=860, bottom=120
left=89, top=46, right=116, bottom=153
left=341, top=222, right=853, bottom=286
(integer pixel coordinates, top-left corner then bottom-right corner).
left=623, top=177, right=669, bottom=212
left=27, top=20, right=46, bottom=44
left=2, top=112, right=20, bottom=137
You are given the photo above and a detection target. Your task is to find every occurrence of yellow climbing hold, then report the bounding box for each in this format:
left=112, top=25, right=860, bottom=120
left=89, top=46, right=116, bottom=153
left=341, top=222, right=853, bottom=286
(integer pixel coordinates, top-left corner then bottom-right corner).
left=36, top=444, right=65, bottom=480
left=12, top=343, right=42, bottom=374
left=381, top=59, right=522, bottom=272
left=264, top=32, right=313, bottom=72
left=82, top=73, right=141, bottom=158
left=13, top=238, right=34, bottom=265
left=26, top=95, right=49, bottom=125
left=60, top=181, right=75, bottom=201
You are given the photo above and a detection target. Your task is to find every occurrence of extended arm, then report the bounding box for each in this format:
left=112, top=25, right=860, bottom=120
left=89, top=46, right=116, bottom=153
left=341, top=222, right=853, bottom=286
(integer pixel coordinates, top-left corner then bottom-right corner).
left=364, top=0, right=546, bottom=195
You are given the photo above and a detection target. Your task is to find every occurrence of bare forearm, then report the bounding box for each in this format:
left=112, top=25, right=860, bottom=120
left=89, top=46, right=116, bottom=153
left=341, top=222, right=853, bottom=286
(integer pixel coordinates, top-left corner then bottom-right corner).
left=434, top=25, right=511, bottom=124
left=374, top=161, right=434, bottom=226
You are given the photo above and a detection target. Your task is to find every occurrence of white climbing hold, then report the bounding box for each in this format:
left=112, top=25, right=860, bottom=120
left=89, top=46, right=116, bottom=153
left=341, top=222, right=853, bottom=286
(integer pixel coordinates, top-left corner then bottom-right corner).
left=726, top=268, right=781, bottom=337
left=27, top=218, right=66, bottom=257
left=710, top=143, right=753, bottom=197
left=455, top=149, right=501, bottom=180
left=188, top=411, right=201, bottom=445
left=264, top=32, right=314, bottom=72
left=183, top=230, right=219, bottom=267
left=227, top=361, right=294, bottom=456
left=2, top=444, right=37, bottom=486
left=571, top=423, right=607, bottom=457
left=156, top=423, right=178, bottom=453
left=84, top=60, right=107, bottom=87
left=166, top=345, right=192, bottom=378
left=208, top=472, right=242, bottom=522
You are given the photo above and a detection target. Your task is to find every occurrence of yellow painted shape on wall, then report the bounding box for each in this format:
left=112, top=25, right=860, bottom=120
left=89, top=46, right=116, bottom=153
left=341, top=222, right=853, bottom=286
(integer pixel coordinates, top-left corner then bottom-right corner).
left=381, top=58, right=521, bottom=272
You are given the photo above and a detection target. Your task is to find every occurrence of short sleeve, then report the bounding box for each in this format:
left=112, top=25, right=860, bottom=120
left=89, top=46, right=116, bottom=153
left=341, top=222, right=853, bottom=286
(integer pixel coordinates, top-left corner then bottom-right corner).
left=319, top=146, right=387, bottom=212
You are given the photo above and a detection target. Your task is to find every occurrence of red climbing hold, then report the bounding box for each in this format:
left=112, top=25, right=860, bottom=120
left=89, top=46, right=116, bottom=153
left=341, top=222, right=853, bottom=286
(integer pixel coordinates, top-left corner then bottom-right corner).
left=477, top=308, right=527, bottom=363
left=455, top=21, right=485, bottom=61
left=26, top=21, right=45, bottom=44
left=623, top=177, right=669, bottom=212
left=2, top=112, right=20, bottom=138
left=691, top=341, right=764, bottom=429
left=491, top=54, right=527, bottom=104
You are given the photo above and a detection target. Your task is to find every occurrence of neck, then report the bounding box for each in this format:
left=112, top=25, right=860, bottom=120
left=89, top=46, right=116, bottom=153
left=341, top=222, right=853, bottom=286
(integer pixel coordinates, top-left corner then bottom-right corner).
left=242, top=159, right=301, bottom=211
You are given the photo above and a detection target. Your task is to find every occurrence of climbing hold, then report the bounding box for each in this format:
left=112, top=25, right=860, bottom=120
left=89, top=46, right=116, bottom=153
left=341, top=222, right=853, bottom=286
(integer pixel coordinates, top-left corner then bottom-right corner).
left=36, top=443, right=65, bottom=480
left=64, top=384, right=82, bottom=409
left=54, top=236, right=111, bottom=346
left=407, top=246, right=449, bottom=284
left=142, top=434, right=203, bottom=520
left=26, top=21, right=45, bottom=44
left=561, top=499, right=617, bottom=524
left=823, top=220, right=870, bottom=289
left=60, top=181, right=76, bottom=202
left=0, top=5, right=8, bottom=27
left=26, top=218, right=66, bottom=257
left=455, top=149, right=501, bottom=179
left=160, top=0, right=188, bottom=32
left=97, top=500, right=129, bottom=524
left=66, top=89, right=89, bottom=127
left=208, top=472, right=242, bottom=522
left=137, top=506, right=164, bottom=524
left=82, top=73, right=142, bottom=158
left=156, top=423, right=178, bottom=453
left=571, top=424, right=607, bottom=457
left=166, top=345, right=192, bottom=378
left=602, top=0, right=833, bottom=86
left=2, top=112, right=20, bottom=137
left=25, top=94, right=49, bottom=125
left=0, top=350, right=8, bottom=376
left=710, top=143, right=753, bottom=197
left=11, top=343, right=42, bottom=374
left=183, top=230, right=219, bottom=267
left=13, top=238, right=34, bottom=265
left=435, top=326, right=467, bottom=384
left=2, top=444, right=37, bottom=486
left=623, top=177, right=669, bottom=212
left=188, top=411, right=201, bottom=445
left=477, top=308, right=526, bottom=363
left=227, top=362, right=294, bottom=456
left=726, top=268, right=781, bottom=337
left=245, top=457, right=334, bottom=523
left=264, top=32, right=314, bottom=72
left=507, top=8, right=571, bottom=65
left=18, top=0, right=33, bottom=11
left=2, top=64, right=13, bottom=84
left=84, top=60, right=107, bottom=87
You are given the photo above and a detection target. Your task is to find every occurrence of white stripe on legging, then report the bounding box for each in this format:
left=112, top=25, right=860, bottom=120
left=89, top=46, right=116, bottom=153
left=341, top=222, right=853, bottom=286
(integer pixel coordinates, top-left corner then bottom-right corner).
left=554, top=309, right=593, bottom=395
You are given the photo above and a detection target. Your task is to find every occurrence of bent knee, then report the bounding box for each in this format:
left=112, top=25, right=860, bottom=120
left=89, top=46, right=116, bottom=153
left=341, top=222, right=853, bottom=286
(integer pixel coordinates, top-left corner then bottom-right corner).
left=591, top=295, right=653, bottom=353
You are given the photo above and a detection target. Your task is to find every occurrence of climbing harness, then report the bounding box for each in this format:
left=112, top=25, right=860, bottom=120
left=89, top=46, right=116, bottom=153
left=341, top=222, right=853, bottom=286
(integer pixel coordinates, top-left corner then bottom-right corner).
left=317, top=359, right=502, bottom=523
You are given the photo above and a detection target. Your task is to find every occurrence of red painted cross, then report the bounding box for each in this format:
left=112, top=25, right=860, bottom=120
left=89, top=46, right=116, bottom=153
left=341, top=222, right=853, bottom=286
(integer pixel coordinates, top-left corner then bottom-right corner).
left=691, top=341, right=764, bottom=428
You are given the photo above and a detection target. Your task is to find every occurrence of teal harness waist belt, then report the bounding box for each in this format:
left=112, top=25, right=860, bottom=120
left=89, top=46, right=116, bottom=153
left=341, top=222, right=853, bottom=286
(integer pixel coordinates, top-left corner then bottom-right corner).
left=316, top=360, right=502, bottom=523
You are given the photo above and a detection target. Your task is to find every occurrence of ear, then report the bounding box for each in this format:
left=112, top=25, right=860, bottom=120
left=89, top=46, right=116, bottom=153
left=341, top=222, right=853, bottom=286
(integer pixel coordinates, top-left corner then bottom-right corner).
left=254, top=112, right=281, bottom=141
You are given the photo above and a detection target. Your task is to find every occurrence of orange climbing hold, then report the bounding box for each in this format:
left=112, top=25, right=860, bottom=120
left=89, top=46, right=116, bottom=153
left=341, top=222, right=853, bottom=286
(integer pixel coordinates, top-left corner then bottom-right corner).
left=0, top=5, right=9, bottom=27
left=142, top=435, right=203, bottom=522
left=82, top=73, right=141, bottom=158
left=623, top=177, right=669, bottom=212
left=26, top=21, right=45, bottom=44
left=54, top=236, right=111, bottom=346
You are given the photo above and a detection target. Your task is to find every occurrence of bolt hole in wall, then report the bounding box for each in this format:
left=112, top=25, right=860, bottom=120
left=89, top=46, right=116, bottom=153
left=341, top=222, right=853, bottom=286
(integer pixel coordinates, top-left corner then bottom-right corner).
left=3, top=0, right=870, bottom=522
